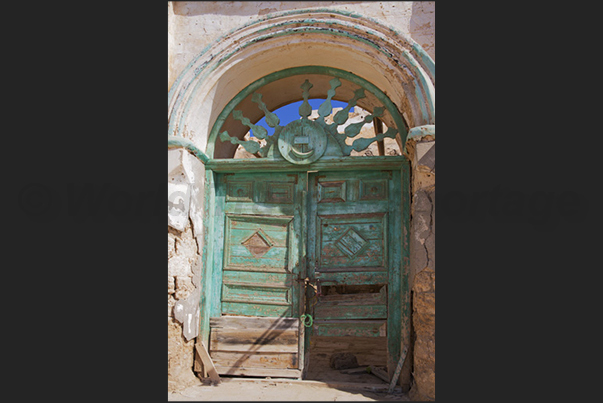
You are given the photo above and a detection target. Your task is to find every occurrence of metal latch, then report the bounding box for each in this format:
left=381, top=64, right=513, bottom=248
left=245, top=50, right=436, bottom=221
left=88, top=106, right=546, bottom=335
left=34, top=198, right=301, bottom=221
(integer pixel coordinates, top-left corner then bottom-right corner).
left=299, top=276, right=321, bottom=296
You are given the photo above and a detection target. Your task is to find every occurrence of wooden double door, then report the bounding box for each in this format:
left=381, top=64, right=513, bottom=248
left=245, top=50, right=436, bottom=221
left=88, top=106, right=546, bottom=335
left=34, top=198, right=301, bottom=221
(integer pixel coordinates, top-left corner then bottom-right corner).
left=208, top=169, right=403, bottom=378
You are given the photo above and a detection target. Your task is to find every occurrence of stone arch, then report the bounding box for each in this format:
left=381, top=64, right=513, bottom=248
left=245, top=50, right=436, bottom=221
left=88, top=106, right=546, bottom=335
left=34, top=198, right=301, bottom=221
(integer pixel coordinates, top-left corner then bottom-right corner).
left=167, top=8, right=435, bottom=154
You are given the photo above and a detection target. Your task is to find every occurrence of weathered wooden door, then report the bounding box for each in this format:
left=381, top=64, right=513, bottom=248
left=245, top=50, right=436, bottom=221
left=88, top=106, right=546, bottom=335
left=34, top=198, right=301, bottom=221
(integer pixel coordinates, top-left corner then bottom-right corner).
left=208, top=169, right=403, bottom=378
left=209, top=172, right=306, bottom=378
left=307, top=170, right=402, bottom=376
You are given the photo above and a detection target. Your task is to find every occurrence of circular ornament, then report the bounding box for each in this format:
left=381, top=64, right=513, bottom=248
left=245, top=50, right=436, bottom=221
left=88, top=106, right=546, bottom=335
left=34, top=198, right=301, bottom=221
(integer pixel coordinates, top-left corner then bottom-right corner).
left=278, top=119, right=327, bottom=164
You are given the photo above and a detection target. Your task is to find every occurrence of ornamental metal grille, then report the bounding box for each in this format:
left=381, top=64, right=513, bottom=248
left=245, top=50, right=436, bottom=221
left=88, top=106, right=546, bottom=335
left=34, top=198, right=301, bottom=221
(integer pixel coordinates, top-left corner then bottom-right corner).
left=218, top=76, right=401, bottom=164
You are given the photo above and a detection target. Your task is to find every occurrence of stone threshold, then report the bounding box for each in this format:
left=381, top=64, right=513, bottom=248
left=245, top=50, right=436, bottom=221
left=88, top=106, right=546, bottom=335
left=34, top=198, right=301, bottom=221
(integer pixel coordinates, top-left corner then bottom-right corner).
left=207, top=376, right=403, bottom=394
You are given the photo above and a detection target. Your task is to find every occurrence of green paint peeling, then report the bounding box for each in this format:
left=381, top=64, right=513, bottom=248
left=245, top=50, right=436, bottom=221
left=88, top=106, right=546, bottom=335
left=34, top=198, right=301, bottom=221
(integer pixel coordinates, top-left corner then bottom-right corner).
left=167, top=136, right=211, bottom=165
left=406, top=125, right=435, bottom=141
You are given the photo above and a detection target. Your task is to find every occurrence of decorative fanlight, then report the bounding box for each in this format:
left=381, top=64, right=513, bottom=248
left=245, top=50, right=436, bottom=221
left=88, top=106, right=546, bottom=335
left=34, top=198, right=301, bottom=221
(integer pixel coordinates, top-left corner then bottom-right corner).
left=219, top=77, right=399, bottom=164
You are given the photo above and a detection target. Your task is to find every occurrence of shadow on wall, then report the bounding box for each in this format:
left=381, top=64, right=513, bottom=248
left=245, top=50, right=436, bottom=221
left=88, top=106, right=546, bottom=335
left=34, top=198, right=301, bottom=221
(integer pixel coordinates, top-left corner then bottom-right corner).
left=409, top=1, right=435, bottom=61
left=172, top=1, right=366, bottom=17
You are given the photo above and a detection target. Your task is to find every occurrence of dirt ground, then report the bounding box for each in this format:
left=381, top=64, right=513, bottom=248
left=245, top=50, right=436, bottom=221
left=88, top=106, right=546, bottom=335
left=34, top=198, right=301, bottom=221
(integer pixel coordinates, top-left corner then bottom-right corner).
left=168, top=377, right=410, bottom=401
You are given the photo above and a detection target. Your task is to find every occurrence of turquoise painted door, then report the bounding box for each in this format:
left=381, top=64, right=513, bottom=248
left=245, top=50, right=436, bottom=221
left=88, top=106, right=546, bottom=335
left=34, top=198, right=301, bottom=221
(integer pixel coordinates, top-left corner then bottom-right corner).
left=215, top=172, right=305, bottom=318
left=307, top=170, right=402, bottom=374
left=208, top=169, right=403, bottom=378
left=209, top=172, right=307, bottom=378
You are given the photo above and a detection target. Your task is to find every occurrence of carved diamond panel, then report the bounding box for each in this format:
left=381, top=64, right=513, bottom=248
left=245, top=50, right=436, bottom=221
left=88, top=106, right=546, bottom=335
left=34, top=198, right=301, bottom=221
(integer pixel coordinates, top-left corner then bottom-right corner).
left=317, top=213, right=387, bottom=270
left=335, top=228, right=369, bottom=258
left=241, top=229, right=273, bottom=258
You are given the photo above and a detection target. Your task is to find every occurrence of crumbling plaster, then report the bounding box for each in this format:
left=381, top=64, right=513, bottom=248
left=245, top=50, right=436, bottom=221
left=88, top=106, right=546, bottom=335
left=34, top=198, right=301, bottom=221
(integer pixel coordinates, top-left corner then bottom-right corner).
left=168, top=221, right=202, bottom=392
left=168, top=1, right=434, bottom=92
left=406, top=136, right=435, bottom=401
left=167, top=148, right=207, bottom=391
left=167, top=2, right=435, bottom=155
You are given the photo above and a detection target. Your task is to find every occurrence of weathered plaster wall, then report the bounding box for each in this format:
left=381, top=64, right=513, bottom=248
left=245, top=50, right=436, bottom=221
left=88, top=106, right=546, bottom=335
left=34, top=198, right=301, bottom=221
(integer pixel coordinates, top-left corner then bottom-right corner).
left=168, top=221, right=201, bottom=392
left=168, top=1, right=434, bottom=91
left=406, top=136, right=435, bottom=401
left=167, top=148, right=206, bottom=391
left=409, top=2, right=435, bottom=61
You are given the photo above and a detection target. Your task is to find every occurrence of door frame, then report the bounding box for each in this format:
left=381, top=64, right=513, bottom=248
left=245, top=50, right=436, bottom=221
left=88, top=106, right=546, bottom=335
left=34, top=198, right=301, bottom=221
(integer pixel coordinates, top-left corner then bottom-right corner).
left=198, top=156, right=410, bottom=378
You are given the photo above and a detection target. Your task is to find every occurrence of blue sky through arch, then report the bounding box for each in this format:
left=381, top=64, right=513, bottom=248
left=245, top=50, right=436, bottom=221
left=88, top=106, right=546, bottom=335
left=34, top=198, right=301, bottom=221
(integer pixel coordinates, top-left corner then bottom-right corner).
left=250, top=99, right=353, bottom=137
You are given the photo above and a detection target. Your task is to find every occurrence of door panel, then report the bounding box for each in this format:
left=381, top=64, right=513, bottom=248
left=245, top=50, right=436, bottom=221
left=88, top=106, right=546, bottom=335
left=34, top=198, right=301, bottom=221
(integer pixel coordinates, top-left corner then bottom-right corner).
left=221, top=214, right=295, bottom=316
left=308, top=170, right=400, bottom=375
left=309, top=171, right=393, bottom=279
left=209, top=169, right=402, bottom=378
left=209, top=316, right=301, bottom=378
left=316, top=213, right=388, bottom=271
left=210, top=172, right=305, bottom=378
left=219, top=173, right=303, bottom=317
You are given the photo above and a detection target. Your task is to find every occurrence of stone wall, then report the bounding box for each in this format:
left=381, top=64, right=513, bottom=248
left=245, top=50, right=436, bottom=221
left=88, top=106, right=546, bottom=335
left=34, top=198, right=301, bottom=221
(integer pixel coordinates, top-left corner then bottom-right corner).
left=167, top=148, right=205, bottom=392
left=168, top=222, right=201, bottom=392
left=410, top=267, right=435, bottom=400
left=407, top=137, right=435, bottom=401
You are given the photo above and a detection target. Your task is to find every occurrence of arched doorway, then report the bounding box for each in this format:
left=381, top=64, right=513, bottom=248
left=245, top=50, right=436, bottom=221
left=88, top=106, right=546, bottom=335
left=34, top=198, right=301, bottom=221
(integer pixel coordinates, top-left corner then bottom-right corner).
left=198, top=67, right=410, bottom=381
left=168, top=8, right=434, bottom=388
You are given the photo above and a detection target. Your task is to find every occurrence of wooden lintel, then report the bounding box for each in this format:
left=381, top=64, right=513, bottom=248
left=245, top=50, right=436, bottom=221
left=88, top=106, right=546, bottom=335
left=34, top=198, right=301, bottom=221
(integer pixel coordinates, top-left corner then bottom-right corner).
left=207, top=156, right=406, bottom=173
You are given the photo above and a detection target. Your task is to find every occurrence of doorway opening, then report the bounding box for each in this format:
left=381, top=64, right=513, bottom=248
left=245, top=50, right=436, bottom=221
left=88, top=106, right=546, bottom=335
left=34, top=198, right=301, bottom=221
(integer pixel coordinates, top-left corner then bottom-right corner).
left=196, top=67, right=410, bottom=386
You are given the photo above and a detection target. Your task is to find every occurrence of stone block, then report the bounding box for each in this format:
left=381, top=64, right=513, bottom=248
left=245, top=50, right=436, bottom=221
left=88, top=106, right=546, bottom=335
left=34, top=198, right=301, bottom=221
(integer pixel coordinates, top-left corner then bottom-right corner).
left=410, top=190, right=434, bottom=285
left=175, top=276, right=194, bottom=298
left=410, top=234, right=428, bottom=282
left=413, top=292, right=435, bottom=316
left=411, top=362, right=435, bottom=400
left=413, top=337, right=435, bottom=362
left=168, top=276, right=175, bottom=295
left=168, top=255, right=192, bottom=277
left=168, top=294, right=176, bottom=317
left=174, top=225, right=198, bottom=258
left=414, top=310, right=435, bottom=330
left=413, top=269, right=435, bottom=293
left=413, top=189, right=433, bottom=215
left=415, top=141, right=435, bottom=173
left=168, top=232, right=176, bottom=259
left=413, top=171, right=435, bottom=192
